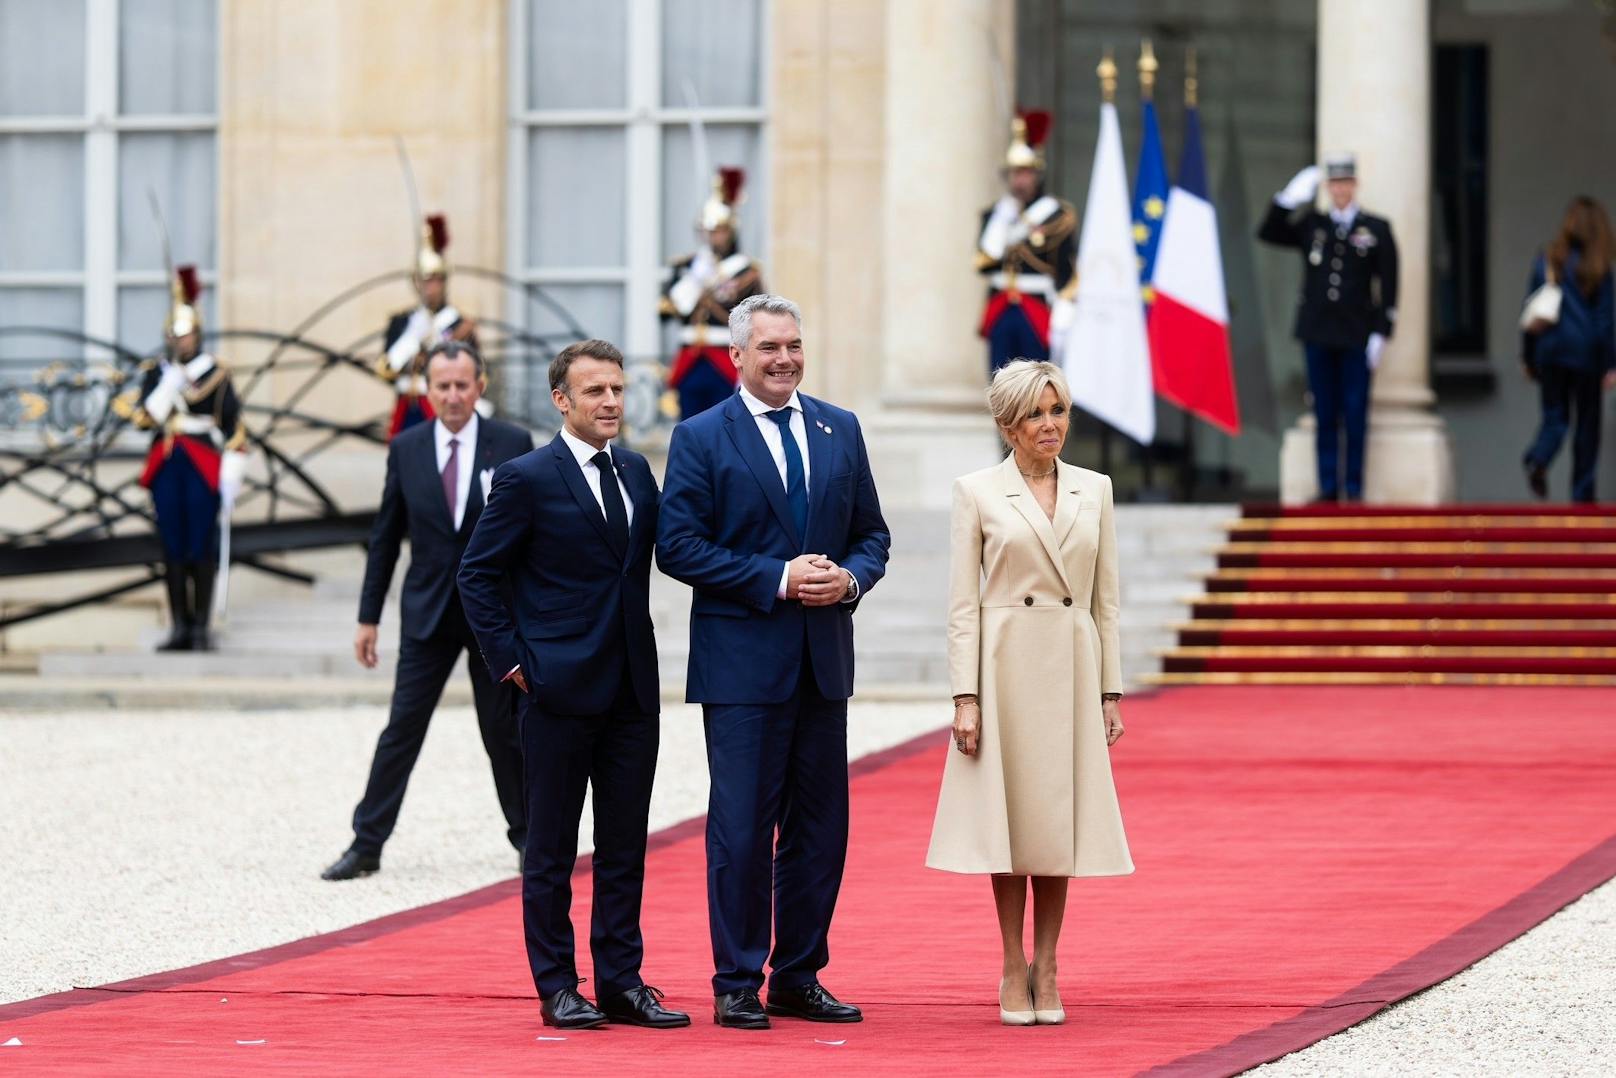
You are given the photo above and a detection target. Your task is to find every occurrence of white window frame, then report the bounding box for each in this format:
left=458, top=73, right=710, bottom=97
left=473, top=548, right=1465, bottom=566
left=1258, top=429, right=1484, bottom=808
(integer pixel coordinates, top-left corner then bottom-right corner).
left=507, top=0, right=771, bottom=360
left=0, top=0, right=219, bottom=359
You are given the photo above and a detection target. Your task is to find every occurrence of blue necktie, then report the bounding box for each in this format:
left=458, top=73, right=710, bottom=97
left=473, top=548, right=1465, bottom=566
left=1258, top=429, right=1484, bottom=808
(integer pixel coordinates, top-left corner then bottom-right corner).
left=765, top=408, right=808, bottom=540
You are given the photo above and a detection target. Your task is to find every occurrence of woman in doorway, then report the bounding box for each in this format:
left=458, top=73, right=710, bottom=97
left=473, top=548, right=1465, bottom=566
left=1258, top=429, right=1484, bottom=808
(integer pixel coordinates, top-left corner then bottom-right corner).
left=1522, top=196, right=1616, bottom=503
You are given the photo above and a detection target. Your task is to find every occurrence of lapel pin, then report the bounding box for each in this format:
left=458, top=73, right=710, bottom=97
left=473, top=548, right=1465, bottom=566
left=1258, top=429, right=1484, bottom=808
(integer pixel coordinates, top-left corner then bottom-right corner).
left=822, top=424, right=832, bottom=434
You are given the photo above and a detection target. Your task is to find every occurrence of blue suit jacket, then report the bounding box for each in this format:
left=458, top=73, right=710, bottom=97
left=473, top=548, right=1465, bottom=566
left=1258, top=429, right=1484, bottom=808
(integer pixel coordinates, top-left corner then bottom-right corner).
left=656, top=392, right=890, bottom=704
left=457, top=434, right=660, bottom=716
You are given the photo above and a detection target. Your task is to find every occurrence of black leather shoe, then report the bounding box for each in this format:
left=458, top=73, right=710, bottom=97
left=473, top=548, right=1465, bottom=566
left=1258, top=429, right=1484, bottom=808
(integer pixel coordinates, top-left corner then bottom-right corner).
left=1528, top=465, right=1548, bottom=499
left=541, top=986, right=608, bottom=1030
left=599, top=985, right=690, bottom=1028
left=766, top=983, right=863, bottom=1023
left=320, top=850, right=380, bottom=881
left=713, top=989, right=770, bottom=1029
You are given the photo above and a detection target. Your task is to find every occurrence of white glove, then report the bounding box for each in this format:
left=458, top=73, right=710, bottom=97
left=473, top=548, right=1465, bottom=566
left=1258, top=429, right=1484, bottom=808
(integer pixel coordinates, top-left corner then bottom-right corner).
left=1366, top=333, right=1387, bottom=370
left=143, top=362, right=190, bottom=423
left=1275, top=165, right=1321, bottom=210
left=1049, top=297, right=1077, bottom=361
left=219, top=450, right=247, bottom=510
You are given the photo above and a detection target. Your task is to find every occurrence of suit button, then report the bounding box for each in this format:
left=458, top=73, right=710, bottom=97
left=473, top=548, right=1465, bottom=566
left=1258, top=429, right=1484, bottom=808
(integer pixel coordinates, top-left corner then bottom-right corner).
left=1063, top=597, right=1073, bottom=607
left=1327, top=288, right=1340, bottom=301
left=1024, top=595, right=1034, bottom=606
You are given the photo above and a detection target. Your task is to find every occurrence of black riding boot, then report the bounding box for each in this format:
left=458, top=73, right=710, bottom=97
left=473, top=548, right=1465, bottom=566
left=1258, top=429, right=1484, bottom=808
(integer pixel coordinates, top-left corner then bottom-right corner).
left=157, top=560, right=192, bottom=652
left=190, top=562, right=217, bottom=652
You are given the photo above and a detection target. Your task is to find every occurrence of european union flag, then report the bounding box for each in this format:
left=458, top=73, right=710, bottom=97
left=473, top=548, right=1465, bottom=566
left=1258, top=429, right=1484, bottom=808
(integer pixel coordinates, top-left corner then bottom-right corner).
left=1132, top=99, right=1169, bottom=307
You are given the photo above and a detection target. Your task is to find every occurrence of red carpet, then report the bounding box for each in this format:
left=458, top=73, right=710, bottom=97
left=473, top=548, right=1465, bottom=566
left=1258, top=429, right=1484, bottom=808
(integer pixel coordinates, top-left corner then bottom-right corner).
left=5, top=686, right=1616, bottom=1076
left=1163, top=505, right=1616, bottom=683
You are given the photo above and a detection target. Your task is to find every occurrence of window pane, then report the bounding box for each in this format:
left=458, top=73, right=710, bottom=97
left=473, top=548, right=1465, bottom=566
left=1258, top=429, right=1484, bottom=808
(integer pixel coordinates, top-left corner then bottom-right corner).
left=119, top=0, right=217, bottom=115
left=0, top=288, right=84, bottom=371
left=119, top=132, right=216, bottom=272
left=0, top=135, right=85, bottom=272
left=525, top=128, right=625, bottom=268
left=526, top=0, right=626, bottom=109
left=117, top=284, right=215, bottom=357
left=504, top=282, right=622, bottom=418
left=660, top=124, right=763, bottom=262
left=0, top=0, right=85, bottom=116
left=661, top=0, right=761, bottom=108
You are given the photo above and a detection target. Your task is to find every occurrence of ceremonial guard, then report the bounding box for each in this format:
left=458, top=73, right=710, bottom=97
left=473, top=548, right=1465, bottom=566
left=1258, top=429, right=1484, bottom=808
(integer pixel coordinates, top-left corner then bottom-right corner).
left=375, top=214, right=480, bottom=439
left=131, top=266, right=248, bottom=652
left=975, top=111, right=1079, bottom=374
left=659, top=167, right=764, bottom=420
left=1258, top=154, right=1399, bottom=502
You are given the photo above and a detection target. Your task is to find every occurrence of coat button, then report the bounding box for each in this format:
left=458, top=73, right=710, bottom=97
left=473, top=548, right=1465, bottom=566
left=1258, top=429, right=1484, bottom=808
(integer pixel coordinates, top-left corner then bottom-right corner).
left=1063, top=597, right=1073, bottom=607
left=1024, top=595, right=1034, bottom=606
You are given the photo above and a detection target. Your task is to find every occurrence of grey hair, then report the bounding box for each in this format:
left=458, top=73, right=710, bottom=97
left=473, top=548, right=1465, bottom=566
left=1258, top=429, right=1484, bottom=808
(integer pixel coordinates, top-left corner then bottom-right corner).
left=729, top=294, right=803, bottom=350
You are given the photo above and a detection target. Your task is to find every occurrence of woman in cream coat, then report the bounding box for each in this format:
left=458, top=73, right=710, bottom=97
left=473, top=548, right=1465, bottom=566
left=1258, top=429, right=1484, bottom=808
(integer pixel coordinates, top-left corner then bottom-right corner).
left=926, top=360, right=1133, bottom=1026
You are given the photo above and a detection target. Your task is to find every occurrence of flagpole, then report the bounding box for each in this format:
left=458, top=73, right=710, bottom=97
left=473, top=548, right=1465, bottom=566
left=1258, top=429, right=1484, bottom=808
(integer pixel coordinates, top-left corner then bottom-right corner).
left=1097, top=48, right=1117, bottom=480
left=1138, top=39, right=1158, bottom=498
left=1180, top=44, right=1198, bottom=502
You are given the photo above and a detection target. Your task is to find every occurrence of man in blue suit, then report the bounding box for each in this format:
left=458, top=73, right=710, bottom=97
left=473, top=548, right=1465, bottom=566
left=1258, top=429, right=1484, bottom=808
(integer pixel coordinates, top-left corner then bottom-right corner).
left=458, top=340, right=689, bottom=1032
left=657, top=294, right=891, bottom=1029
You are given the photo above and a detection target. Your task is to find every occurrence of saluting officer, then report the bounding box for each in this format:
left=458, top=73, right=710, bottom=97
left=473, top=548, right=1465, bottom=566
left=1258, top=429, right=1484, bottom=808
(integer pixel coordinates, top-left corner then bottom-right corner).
left=1258, top=154, right=1399, bottom=503
left=975, top=110, right=1079, bottom=374
left=659, top=167, right=765, bottom=421
left=375, top=214, right=481, bottom=440
left=131, top=266, right=248, bottom=652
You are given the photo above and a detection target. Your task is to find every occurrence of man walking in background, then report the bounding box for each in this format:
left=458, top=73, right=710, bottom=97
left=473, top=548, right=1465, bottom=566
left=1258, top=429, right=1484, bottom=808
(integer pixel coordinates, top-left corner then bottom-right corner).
left=321, top=341, right=530, bottom=882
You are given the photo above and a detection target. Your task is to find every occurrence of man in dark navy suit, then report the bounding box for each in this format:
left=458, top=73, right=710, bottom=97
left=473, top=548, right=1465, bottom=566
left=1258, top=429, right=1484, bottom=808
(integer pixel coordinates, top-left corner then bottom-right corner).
left=657, top=294, right=891, bottom=1029
left=321, top=342, right=531, bottom=882
left=458, top=340, right=689, bottom=1032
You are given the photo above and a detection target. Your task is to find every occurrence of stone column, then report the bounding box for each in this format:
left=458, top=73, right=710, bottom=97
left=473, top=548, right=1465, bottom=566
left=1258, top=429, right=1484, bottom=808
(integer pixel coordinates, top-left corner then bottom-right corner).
left=864, top=0, right=1014, bottom=508
left=1280, top=0, right=1455, bottom=504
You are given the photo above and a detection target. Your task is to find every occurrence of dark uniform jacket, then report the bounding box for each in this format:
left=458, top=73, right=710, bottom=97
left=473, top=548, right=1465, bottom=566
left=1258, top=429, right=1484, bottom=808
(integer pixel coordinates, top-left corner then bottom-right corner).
left=975, top=194, right=1079, bottom=302
left=657, top=248, right=765, bottom=331
left=132, top=354, right=245, bottom=451
left=1258, top=203, right=1398, bottom=351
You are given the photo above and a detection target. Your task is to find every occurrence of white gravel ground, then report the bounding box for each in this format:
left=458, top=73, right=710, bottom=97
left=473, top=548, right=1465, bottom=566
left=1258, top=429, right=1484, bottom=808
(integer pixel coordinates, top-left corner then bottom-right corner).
left=3, top=702, right=1612, bottom=1075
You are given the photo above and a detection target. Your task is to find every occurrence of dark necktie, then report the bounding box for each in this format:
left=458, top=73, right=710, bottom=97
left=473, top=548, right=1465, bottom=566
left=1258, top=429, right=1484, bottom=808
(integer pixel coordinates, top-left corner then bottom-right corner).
left=441, top=437, right=459, bottom=525
left=591, top=450, right=629, bottom=554
left=765, top=408, right=808, bottom=540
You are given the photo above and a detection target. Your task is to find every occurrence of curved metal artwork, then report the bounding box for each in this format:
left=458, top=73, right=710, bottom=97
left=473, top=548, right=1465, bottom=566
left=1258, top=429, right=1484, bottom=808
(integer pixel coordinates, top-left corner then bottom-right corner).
left=0, top=270, right=676, bottom=627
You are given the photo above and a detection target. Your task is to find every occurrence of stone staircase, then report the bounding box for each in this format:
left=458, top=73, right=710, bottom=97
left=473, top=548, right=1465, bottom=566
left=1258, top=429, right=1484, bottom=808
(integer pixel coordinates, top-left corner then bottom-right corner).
left=39, top=506, right=1237, bottom=693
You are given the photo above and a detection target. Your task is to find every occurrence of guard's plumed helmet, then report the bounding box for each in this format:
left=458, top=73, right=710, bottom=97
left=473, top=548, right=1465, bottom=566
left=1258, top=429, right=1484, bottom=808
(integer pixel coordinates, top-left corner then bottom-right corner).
left=1005, top=110, right=1051, bottom=171
left=416, top=214, right=450, bottom=279
left=166, top=265, right=202, bottom=338
left=700, top=167, right=746, bottom=231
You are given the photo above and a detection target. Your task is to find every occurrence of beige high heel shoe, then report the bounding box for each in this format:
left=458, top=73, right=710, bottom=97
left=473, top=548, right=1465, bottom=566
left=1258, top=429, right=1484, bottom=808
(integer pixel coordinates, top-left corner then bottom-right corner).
left=1031, top=972, right=1065, bottom=1025
left=999, top=975, right=1035, bottom=1026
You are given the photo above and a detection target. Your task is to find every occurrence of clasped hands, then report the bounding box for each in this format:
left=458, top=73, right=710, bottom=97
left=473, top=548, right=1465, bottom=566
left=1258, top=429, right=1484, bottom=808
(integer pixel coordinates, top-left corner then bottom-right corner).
left=786, top=553, right=852, bottom=607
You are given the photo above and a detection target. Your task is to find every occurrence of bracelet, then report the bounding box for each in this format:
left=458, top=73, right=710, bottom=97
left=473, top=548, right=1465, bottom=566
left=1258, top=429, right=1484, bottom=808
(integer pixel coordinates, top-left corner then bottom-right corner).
left=953, top=697, right=978, bottom=708
left=1102, top=693, right=1122, bottom=702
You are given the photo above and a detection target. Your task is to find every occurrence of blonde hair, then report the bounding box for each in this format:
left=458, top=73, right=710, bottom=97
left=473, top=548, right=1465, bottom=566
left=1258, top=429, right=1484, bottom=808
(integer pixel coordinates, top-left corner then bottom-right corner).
left=987, top=359, right=1072, bottom=431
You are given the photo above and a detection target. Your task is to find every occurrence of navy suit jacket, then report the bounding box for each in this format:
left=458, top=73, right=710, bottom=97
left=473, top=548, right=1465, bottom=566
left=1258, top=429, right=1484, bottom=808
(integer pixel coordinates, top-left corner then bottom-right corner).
left=656, top=392, right=890, bottom=704
left=457, top=434, right=660, bottom=716
left=358, top=416, right=534, bottom=639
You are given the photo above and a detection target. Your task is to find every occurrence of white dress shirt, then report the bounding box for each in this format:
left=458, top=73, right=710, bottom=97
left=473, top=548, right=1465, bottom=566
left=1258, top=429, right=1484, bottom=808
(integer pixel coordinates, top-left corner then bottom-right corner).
left=1330, top=202, right=1360, bottom=232
left=559, top=425, right=634, bottom=528
left=736, top=385, right=856, bottom=603
left=738, top=384, right=811, bottom=492
left=433, top=413, right=477, bottom=531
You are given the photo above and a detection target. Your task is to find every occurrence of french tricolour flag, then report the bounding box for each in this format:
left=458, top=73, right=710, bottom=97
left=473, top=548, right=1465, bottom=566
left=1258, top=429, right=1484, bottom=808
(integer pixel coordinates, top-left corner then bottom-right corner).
left=1147, top=106, right=1240, bottom=435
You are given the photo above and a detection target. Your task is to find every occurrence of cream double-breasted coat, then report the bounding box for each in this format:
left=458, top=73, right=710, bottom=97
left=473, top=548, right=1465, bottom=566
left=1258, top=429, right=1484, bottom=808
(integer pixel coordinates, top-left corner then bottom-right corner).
left=925, top=457, right=1134, bottom=877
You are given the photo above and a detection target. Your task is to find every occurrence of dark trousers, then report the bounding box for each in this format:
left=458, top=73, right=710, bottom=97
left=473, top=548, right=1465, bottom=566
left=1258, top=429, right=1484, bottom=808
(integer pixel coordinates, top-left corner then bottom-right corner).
left=677, top=359, right=734, bottom=421
left=150, top=449, right=220, bottom=563
left=988, top=303, right=1049, bottom=373
left=1304, top=343, right=1372, bottom=498
left=349, top=600, right=524, bottom=856
left=1524, top=364, right=1604, bottom=503
left=703, top=661, right=850, bottom=996
left=520, top=662, right=660, bottom=1001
